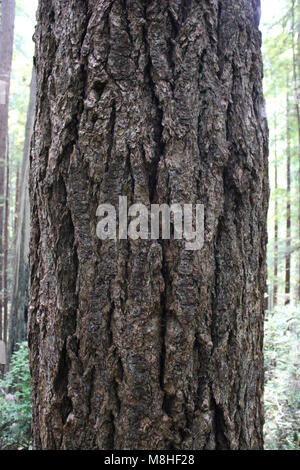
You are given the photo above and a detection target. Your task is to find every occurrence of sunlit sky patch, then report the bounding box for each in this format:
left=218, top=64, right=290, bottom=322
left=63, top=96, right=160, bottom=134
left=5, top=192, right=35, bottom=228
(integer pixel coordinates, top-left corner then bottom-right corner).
left=261, top=0, right=283, bottom=32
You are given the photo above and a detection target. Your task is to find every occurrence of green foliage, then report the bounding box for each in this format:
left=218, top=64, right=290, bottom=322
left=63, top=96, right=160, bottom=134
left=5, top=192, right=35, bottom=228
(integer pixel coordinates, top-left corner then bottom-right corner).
left=0, top=342, right=32, bottom=450
left=264, top=305, right=300, bottom=450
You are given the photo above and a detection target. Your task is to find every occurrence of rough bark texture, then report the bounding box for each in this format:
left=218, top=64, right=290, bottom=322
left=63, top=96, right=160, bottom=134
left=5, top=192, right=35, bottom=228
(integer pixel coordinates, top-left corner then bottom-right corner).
left=8, top=72, right=36, bottom=361
left=29, top=0, right=269, bottom=450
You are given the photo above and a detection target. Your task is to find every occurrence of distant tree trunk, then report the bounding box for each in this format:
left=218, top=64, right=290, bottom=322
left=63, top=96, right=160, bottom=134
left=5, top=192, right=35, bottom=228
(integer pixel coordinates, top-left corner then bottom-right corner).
left=0, top=0, right=16, bottom=344
left=292, top=0, right=300, bottom=302
left=3, top=139, right=10, bottom=348
left=8, top=72, right=36, bottom=361
left=29, top=0, right=269, bottom=450
left=285, top=77, right=291, bottom=305
left=13, top=161, right=20, bottom=238
left=273, top=112, right=278, bottom=307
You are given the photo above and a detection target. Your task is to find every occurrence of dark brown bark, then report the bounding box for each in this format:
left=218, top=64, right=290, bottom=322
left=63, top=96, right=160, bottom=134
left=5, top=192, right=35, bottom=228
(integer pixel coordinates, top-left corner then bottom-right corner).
left=8, top=72, right=36, bottom=361
left=285, top=77, right=291, bottom=305
left=0, top=0, right=16, bottom=341
left=29, top=0, right=269, bottom=450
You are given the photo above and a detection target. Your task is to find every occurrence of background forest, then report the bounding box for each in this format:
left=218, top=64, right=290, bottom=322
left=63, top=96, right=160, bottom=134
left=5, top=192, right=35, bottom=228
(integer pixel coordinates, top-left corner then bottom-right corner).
left=0, top=0, right=299, bottom=450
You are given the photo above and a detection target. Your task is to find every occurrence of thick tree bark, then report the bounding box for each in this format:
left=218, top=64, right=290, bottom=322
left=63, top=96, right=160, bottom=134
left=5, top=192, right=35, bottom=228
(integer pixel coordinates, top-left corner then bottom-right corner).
left=8, top=72, right=36, bottom=361
left=29, top=0, right=269, bottom=450
left=0, top=0, right=15, bottom=343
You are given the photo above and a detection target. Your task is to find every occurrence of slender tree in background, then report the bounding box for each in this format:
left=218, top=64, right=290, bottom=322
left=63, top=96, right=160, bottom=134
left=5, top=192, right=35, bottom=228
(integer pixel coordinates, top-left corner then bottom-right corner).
left=285, top=76, right=292, bottom=305
left=29, top=0, right=268, bottom=450
left=8, top=71, right=35, bottom=361
left=291, top=0, right=300, bottom=302
left=0, top=0, right=16, bottom=343
left=13, top=161, right=20, bottom=238
left=3, top=139, right=10, bottom=347
left=273, top=111, right=279, bottom=307
left=264, top=0, right=300, bottom=306
left=262, top=6, right=300, bottom=448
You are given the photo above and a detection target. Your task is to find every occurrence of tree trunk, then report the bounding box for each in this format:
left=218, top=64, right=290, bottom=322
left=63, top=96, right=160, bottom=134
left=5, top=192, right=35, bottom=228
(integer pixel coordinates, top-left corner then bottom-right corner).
left=13, top=161, right=20, bottom=238
left=29, top=0, right=269, bottom=450
left=3, top=138, right=10, bottom=348
left=8, top=72, right=36, bottom=361
left=285, top=77, right=291, bottom=305
left=0, top=0, right=15, bottom=345
left=273, top=112, right=278, bottom=307
left=292, top=0, right=300, bottom=302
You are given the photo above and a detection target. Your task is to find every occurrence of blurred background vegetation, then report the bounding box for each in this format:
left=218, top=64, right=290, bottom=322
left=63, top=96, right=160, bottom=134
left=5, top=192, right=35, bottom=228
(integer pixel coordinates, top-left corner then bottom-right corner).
left=263, top=0, right=300, bottom=450
left=0, top=0, right=299, bottom=450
